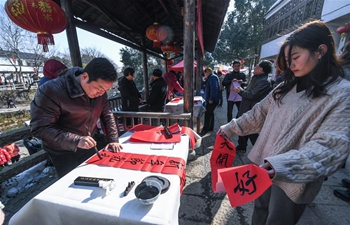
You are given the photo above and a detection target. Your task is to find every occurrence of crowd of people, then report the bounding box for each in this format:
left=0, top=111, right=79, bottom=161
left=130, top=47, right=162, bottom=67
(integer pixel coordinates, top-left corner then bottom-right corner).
left=2, top=19, right=350, bottom=225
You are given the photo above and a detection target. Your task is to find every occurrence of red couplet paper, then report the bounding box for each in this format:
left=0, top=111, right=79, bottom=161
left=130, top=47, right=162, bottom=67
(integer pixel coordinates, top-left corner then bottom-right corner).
left=129, top=126, right=181, bottom=143
left=86, top=151, right=185, bottom=178
left=171, top=97, right=182, bottom=103
left=180, top=126, right=197, bottom=149
left=218, top=164, right=272, bottom=208
left=210, top=134, right=236, bottom=192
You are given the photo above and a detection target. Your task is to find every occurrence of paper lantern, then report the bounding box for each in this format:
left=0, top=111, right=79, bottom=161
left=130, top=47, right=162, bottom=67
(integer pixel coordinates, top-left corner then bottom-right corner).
left=336, top=24, right=350, bottom=34
left=5, top=0, right=68, bottom=52
left=161, top=42, right=175, bottom=59
left=162, top=59, right=174, bottom=66
left=146, top=22, right=167, bottom=48
left=173, top=42, right=182, bottom=56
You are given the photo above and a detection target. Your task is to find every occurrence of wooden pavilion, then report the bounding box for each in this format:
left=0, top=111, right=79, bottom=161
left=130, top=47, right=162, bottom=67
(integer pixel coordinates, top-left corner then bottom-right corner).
left=56, top=0, right=231, bottom=128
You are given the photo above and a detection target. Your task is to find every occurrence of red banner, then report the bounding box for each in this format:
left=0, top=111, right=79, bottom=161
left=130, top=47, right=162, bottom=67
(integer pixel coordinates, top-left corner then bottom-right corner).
left=196, top=0, right=204, bottom=54
left=210, top=134, right=236, bottom=192
left=210, top=134, right=272, bottom=207
left=218, top=165, right=272, bottom=208
left=86, top=151, right=187, bottom=192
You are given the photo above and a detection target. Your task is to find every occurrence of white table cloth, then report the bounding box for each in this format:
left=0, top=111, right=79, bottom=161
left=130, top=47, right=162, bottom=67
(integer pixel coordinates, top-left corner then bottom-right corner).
left=9, top=132, right=189, bottom=225
left=164, top=96, right=206, bottom=118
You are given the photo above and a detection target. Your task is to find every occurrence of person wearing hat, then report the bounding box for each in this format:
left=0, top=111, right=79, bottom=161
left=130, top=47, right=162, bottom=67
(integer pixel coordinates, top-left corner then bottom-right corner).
left=200, top=67, right=220, bottom=136
left=233, top=59, right=272, bottom=152
left=147, top=69, right=168, bottom=112
left=39, top=59, right=68, bottom=86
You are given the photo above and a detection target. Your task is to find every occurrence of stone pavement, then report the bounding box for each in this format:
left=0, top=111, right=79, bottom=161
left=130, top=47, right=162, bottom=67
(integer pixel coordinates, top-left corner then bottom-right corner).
left=179, top=100, right=350, bottom=225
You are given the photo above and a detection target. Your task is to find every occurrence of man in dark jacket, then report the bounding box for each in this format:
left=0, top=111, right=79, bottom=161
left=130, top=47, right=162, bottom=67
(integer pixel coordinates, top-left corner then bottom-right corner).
left=147, top=69, right=168, bottom=112
left=233, top=60, right=272, bottom=152
left=200, top=67, right=220, bottom=136
left=30, top=58, right=122, bottom=178
left=222, top=60, right=247, bottom=122
left=118, top=67, right=142, bottom=125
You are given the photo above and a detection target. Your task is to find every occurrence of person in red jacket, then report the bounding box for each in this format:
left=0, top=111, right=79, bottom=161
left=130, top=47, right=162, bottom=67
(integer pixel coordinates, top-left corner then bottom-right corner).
left=0, top=147, right=11, bottom=166
left=4, top=143, right=20, bottom=163
left=163, top=70, right=184, bottom=101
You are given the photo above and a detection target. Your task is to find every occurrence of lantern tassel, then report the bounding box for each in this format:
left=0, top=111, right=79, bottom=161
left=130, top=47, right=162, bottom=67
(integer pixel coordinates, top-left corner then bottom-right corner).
left=153, top=40, right=161, bottom=48
left=37, top=33, right=55, bottom=52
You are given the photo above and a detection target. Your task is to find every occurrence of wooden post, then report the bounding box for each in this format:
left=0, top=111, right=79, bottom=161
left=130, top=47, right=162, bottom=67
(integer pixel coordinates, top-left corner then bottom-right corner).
left=141, top=37, right=149, bottom=100
left=196, top=46, right=203, bottom=133
left=60, top=0, right=82, bottom=67
left=183, top=0, right=195, bottom=129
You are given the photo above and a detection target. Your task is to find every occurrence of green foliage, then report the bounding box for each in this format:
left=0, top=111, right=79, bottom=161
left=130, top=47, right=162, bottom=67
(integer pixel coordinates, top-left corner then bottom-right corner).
left=119, top=47, right=164, bottom=90
left=213, top=0, right=275, bottom=64
left=203, top=52, right=215, bottom=68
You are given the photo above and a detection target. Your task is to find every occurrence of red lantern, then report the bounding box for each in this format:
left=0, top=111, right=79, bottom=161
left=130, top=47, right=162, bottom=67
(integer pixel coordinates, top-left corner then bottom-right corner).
left=146, top=22, right=167, bottom=48
left=173, top=42, right=182, bottom=56
left=5, top=0, right=68, bottom=52
left=336, top=24, right=350, bottom=34
left=161, top=42, right=175, bottom=59
left=162, top=59, right=174, bottom=66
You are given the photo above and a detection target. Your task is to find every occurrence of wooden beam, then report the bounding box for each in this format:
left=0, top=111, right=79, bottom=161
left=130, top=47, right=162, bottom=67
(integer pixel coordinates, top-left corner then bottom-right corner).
left=60, top=0, right=82, bottom=67
left=84, top=0, right=142, bottom=44
left=74, top=19, right=167, bottom=60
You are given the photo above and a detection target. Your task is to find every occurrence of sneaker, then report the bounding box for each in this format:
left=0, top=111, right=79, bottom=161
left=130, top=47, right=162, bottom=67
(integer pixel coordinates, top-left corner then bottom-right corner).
left=333, top=189, right=350, bottom=202
left=342, top=179, right=350, bottom=189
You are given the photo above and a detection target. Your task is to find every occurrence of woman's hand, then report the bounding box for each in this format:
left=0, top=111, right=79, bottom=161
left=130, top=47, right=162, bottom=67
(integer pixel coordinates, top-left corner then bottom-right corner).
left=217, top=128, right=226, bottom=136
left=260, top=161, right=275, bottom=178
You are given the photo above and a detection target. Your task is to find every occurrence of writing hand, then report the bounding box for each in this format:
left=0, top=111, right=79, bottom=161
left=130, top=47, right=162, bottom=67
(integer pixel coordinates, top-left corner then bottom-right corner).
left=259, top=161, right=275, bottom=178
left=105, top=142, right=123, bottom=153
left=78, top=136, right=97, bottom=149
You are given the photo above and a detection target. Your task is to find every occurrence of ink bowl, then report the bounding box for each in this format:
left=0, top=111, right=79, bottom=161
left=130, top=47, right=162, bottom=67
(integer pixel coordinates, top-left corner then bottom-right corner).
left=134, top=180, right=162, bottom=205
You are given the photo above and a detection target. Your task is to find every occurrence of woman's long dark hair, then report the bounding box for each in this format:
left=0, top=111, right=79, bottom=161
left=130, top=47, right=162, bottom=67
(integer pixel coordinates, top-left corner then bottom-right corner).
left=273, top=21, right=344, bottom=103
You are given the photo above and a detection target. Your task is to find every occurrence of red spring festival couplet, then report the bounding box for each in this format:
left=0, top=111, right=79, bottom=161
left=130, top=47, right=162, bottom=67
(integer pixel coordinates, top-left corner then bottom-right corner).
left=210, top=134, right=236, bottom=192
left=5, top=0, right=68, bottom=52
left=210, top=134, right=272, bottom=207
left=218, top=165, right=272, bottom=208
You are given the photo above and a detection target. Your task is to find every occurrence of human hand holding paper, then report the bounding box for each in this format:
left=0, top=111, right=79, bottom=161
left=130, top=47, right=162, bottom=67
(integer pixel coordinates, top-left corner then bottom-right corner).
left=217, top=164, right=272, bottom=207
left=210, top=134, right=272, bottom=207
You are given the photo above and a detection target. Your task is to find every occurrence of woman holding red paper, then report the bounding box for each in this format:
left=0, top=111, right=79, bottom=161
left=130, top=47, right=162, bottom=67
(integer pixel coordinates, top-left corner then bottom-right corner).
left=218, top=21, right=350, bottom=225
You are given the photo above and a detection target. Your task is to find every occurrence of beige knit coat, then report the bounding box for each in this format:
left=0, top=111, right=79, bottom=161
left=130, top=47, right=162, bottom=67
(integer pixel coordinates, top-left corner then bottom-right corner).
left=221, top=78, right=350, bottom=204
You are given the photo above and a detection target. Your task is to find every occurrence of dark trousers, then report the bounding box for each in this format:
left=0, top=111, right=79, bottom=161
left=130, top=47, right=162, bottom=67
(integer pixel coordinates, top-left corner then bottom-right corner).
left=227, top=101, right=241, bottom=122
left=202, top=102, right=218, bottom=131
left=252, top=184, right=307, bottom=225
left=238, top=133, right=259, bottom=148
left=49, top=149, right=95, bottom=178
left=218, top=90, right=223, bottom=106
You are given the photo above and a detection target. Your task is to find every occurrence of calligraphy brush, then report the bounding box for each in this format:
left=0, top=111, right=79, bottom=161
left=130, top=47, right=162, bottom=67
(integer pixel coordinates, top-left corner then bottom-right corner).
left=87, top=131, right=103, bottom=160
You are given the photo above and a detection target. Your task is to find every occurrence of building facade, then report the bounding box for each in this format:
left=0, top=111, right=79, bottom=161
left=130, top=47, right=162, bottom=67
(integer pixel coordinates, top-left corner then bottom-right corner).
left=260, top=0, right=350, bottom=60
